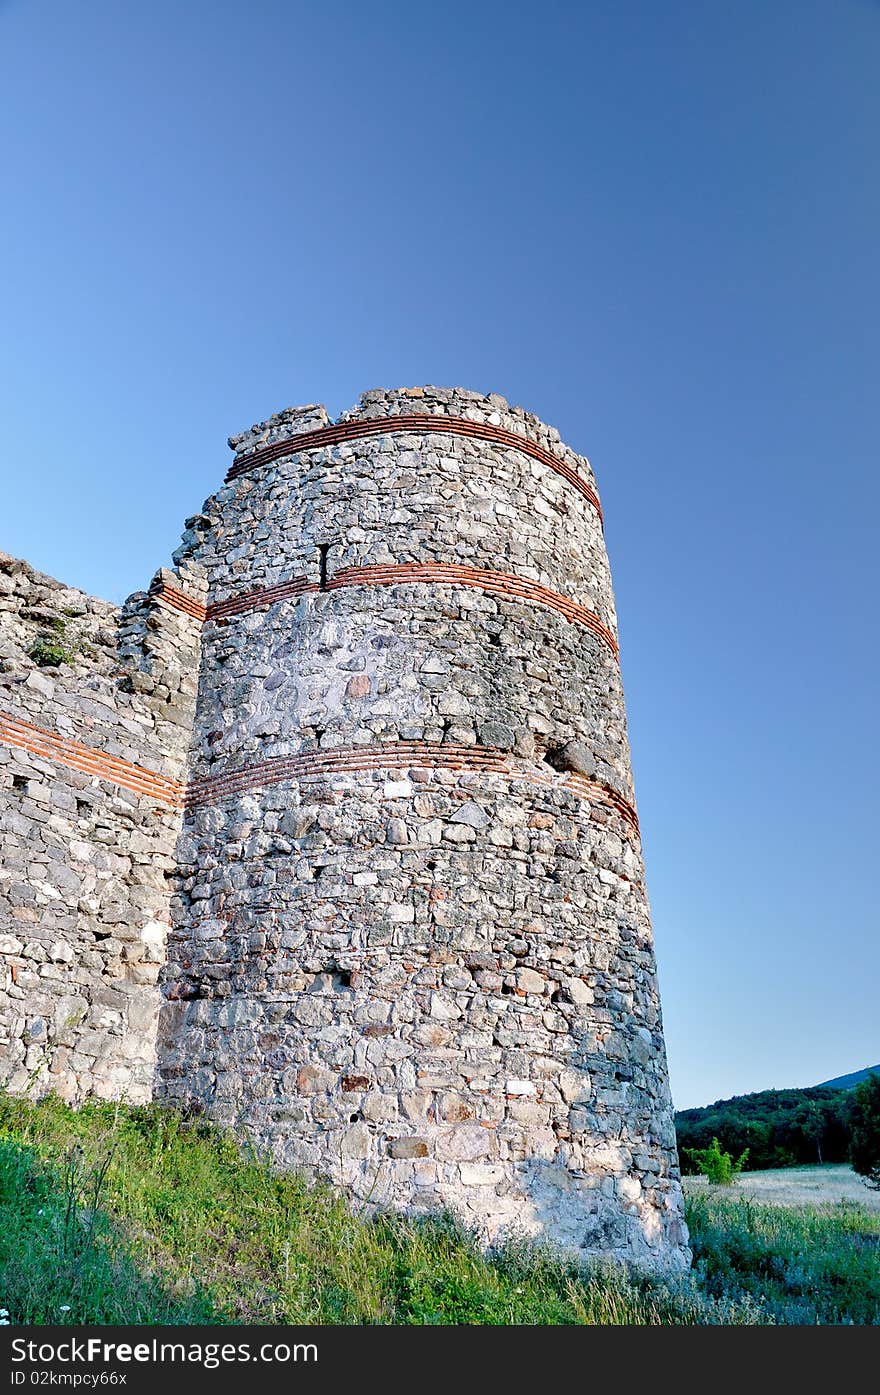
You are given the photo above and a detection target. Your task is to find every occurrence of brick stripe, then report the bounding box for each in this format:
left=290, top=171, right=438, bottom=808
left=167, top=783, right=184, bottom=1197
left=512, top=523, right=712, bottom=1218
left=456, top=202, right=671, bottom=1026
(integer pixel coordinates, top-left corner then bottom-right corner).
left=1, top=715, right=638, bottom=834
left=208, top=575, right=318, bottom=620
left=150, top=577, right=318, bottom=622
left=0, top=712, right=184, bottom=807
left=326, top=565, right=619, bottom=656
left=187, top=565, right=617, bottom=656
left=148, top=582, right=208, bottom=622
left=225, top=415, right=603, bottom=523
left=185, top=742, right=639, bottom=835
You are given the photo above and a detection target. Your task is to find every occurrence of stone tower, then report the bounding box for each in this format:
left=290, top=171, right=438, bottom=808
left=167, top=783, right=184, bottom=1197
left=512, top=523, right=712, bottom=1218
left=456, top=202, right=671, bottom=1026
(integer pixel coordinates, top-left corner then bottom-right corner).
left=154, top=387, right=689, bottom=1270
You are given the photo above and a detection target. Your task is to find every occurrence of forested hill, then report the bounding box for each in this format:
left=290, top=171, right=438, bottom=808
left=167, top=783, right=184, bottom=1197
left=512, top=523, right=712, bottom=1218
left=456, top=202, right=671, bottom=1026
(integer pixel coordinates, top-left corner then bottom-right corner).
left=675, top=1083, right=865, bottom=1172
left=816, top=1065, right=880, bottom=1091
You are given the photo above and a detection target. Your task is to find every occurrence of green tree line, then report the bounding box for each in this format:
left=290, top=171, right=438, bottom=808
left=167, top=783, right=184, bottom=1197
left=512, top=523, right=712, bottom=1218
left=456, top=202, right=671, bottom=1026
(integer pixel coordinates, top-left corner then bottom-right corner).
left=675, top=1085, right=857, bottom=1173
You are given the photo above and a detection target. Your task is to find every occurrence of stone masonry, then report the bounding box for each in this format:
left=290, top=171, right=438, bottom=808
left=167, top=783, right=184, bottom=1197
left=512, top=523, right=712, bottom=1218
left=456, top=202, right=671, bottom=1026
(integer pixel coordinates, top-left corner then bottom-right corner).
left=0, top=387, right=690, bottom=1270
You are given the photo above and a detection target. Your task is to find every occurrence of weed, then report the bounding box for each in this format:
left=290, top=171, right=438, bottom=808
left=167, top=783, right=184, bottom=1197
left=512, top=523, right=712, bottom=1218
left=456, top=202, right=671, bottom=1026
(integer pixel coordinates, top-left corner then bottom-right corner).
left=1, top=1095, right=876, bottom=1325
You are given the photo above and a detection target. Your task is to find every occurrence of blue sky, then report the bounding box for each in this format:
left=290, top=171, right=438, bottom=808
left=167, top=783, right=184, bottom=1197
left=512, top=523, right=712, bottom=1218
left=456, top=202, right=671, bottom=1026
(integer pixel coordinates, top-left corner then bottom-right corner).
left=2, top=0, right=877, bottom=1109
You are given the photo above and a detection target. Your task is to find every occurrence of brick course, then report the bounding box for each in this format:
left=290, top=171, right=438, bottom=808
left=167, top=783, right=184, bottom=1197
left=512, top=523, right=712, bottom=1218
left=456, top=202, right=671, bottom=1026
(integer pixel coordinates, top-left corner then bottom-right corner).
left=0, top=386, right=688, bottom=1271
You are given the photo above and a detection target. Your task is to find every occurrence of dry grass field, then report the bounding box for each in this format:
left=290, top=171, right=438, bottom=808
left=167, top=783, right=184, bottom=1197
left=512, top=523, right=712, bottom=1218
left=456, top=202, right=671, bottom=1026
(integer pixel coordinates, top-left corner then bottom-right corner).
left=684, top=1162, right=880, bottom=1210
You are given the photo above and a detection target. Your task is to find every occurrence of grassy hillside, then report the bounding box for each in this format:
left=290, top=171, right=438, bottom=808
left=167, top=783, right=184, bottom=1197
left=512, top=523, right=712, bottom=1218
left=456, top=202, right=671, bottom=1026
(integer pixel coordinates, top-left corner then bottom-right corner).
left=1, top=1095, right=878, bottom=1325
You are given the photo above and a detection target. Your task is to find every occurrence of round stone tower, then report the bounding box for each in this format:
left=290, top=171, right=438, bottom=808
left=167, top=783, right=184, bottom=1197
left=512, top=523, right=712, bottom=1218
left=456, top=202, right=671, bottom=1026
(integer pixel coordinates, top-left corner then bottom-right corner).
left=157, top=386, right=690, bottom=1271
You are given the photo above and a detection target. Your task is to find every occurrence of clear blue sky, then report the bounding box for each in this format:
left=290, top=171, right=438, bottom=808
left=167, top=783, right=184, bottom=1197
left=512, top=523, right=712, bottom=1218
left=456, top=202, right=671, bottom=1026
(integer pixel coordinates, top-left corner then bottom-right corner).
left=2, top=1, right=877, bottom=1109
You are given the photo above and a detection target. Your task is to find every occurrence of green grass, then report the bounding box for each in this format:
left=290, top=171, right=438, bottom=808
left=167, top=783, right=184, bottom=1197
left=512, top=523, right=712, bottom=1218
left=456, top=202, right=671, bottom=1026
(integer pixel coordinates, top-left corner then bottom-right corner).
left=0, top=1095, right=876, bottom=1325
left=686, top=1190, right=880, bottom=1324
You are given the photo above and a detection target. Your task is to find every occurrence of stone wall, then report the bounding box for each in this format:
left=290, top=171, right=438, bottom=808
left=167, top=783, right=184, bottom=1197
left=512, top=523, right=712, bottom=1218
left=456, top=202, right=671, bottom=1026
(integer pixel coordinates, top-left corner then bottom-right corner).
left=158, top=387, right=690, bottom=1271
left=0, top=552, right=203, bottom=1100
left=0, top=386, right=689, bottom=1271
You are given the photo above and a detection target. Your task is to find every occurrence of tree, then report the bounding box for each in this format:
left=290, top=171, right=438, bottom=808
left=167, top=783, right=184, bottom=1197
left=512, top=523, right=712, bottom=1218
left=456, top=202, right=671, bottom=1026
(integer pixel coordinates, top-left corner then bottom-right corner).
left=850, top=1073, right=880, bottom=1189
left=795, top=1099, right=826, bottom=1164
left=685, top=1136, right=749, bottom=1185
left=675, top=1085, right=854, bottom=1172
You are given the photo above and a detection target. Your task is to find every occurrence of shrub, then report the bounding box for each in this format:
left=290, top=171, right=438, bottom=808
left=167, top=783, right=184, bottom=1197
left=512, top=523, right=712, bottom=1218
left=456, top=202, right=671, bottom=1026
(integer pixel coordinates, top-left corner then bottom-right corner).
left=686, top=1137, right=749, bottom=1185
left=25, top=613, right=97, bottom=667
left=27, top=616, right=81, bottom=667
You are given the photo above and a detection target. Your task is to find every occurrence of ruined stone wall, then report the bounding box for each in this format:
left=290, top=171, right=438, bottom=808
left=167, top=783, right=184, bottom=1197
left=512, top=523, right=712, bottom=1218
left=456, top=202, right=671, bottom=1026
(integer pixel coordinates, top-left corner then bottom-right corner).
left=158, top=387, right=689, bottom=1270
left=0, top=385, right=688, bottom=1270
left=0, top=552, right=203, bottom=1100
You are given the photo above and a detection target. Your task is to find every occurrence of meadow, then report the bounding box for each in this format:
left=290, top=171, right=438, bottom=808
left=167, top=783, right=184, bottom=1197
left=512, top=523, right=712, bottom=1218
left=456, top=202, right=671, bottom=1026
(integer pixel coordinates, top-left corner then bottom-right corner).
left=1, top=1095, right=877, bottom=1326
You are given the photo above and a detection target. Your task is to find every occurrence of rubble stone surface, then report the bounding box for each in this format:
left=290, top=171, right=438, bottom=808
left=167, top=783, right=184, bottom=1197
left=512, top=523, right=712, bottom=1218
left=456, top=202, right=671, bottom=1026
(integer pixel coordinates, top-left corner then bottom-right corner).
left=0, top=387, right=689, bottom=1270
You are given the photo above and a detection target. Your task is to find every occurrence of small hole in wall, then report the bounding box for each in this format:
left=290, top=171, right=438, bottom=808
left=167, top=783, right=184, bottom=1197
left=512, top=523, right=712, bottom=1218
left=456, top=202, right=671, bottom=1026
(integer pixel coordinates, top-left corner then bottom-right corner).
left=318, top=543, right=331, bottom=591
left=309, top=965, right=353, bottom=994
left=12, top=775, right=29, bottom=794
left=542, top=746, right=566, bottom=772
left=312, top=864, right=325, bottom=881
left=349, top=1112, right=361, bottom=1124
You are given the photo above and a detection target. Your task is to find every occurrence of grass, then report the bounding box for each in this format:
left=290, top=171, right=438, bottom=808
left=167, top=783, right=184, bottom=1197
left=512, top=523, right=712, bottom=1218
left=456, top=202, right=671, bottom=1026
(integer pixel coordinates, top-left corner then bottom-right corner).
left=0, top=1094, right=877, bottom=1325
left=686, top=1162, right=880, bottom=1210
left=687, top=1191, right=880, bottom=1325
left=26, top=616, right=85, bottom=668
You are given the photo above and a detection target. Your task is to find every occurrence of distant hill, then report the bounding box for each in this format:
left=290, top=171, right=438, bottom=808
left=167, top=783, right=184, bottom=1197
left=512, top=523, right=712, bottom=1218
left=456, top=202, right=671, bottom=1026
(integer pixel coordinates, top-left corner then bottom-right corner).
left=815, top=1065, right=880, bottom=1091
left=676, top=1064, right=879, bottom=1173
left=675, top=1084, right=857, bottom=1171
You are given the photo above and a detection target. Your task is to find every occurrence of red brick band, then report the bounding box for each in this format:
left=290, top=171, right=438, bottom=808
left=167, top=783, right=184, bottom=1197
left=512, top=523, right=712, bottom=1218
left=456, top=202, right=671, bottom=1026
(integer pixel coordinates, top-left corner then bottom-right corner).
left=152, top=566, right=618, bottom=657
left=151, top=575, right=319, bottom=622
left=186, top=742, right=639, bottom=835
left=1, top=716, right=638, bottom=834
left=0, top=712, right=184, bottom=807
left=225, top=415, right=603, bottom=523
left=208, top=575, right=317, bottom=620
left=147, top=581, right=207, bottom=622
left=326, top=565, right=619, bottom=656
